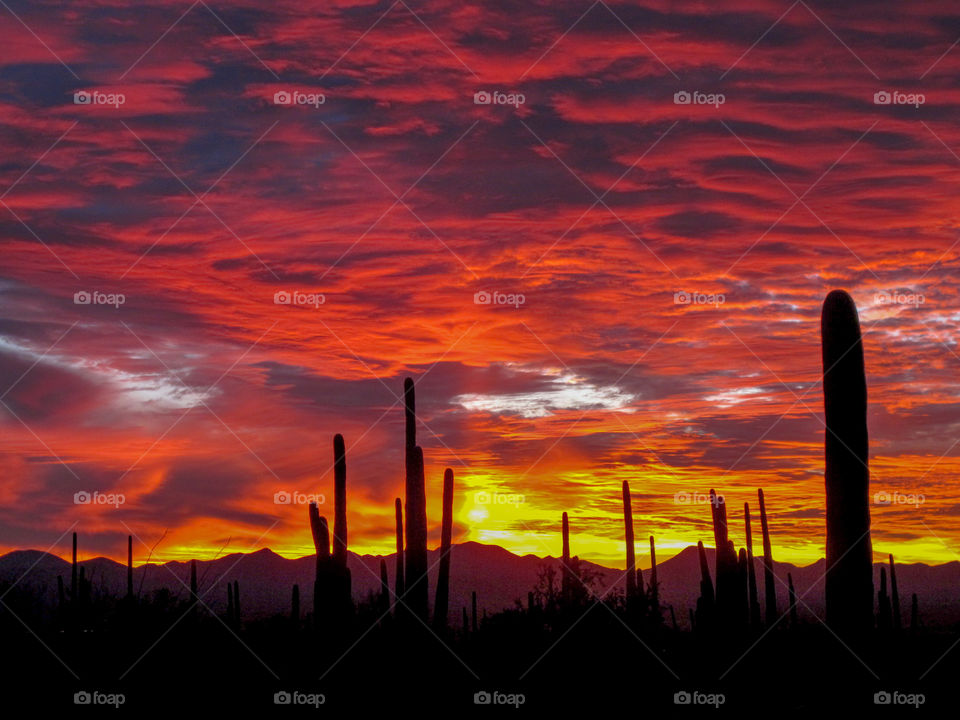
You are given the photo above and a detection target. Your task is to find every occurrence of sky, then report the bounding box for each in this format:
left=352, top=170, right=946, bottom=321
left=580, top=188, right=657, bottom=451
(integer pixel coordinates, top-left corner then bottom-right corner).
left=1, top=0, right=960, bottom=568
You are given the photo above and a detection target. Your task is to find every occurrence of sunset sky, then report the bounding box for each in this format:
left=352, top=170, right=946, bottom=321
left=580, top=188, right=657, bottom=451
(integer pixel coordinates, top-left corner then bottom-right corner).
left=2, top=0, right=960, bottom=569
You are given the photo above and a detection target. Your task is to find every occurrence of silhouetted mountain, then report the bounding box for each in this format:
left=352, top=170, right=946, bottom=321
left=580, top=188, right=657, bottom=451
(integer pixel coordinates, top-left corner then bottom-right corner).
left=3, top=542, right=959, bottom=626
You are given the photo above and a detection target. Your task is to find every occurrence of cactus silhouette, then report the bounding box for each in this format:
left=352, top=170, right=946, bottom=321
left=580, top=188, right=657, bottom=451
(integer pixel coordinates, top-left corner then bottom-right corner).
left=877, top=566, right=891, bottom=630
left=561, top=511, right=571, bottom=605
left=744, top=503, right=761, bottom=627
left=332, top=433, right=352, bottom=615
left=622, top=481, right=637, bottom=602
left=695, top=540, right=715, bottom=631
left=758, top=488, right=778, bottom=625
left=309, top=502, right=332, bottom=626
left=394, top=497, right=405, bottom=603
left=433, top=468, right=454, bottom=631
left=649, top=535, right=660, bottom=621
left=403, top=378, right=429, bottom=622
left=821, top=289, right=873, bottom=634
left=889, top=553, right=901, bottom=631
left=710, top=490, right=738, bottom=624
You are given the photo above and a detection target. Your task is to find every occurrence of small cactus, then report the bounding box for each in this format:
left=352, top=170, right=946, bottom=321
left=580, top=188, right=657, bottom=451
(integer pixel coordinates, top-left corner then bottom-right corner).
left=622, top=481, right=637, bottom=602
left=433, top=468, right=455, bottom=631
left=403, top=378, right=429, bottom=622
left=758, top=488, right=778, bottom=626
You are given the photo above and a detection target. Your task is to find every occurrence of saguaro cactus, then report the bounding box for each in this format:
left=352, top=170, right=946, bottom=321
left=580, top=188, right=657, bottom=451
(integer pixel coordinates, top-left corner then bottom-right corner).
left=126, top=535, right=133, bottom=601
left=744, top=503, right=761, bottom=627
left=877, top=567, right=891, bottom=630
left=403, top=378, right=429, bottom=622
left=332, top=434, right=352, bottom=615
left=649, top=535, right=660, bottom=619
left=821, top=289, right=873, bottom=634
left=394, top=497, right=405, bottom=602
left=695, top=540, right=715, bottom=630
left=622, top=481, right=637, bottom=601
left=561, top=512, right=571, bottom=604
left=889, top=553, right=901, bottom=631
left=433, top=468, right=455, bottom=631
left=309, top=502, right=332, bottom=624
left=758, top=488, right=778, bottom=625
left=71, top=532, right=78, bottom=604
left=711, top=490, right=739, bottom=624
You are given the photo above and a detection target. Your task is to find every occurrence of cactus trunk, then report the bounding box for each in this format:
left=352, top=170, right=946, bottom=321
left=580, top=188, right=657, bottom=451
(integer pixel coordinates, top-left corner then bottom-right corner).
left=403, top=378, right=429, bottom=622
left=433, top=468, right=454, bottom=631
left=821, top=289, right=873, bottom=635
left=394, top=497, right=405, bottom=602
left=561, top=512, right=571, bottom=605
left=744, top=503, right=761, bottom=627
left=889, top=553, right=901, bottom=631
left=622, top=481, right=637, bottom=601
left=758, top=488, right=778, bottom=625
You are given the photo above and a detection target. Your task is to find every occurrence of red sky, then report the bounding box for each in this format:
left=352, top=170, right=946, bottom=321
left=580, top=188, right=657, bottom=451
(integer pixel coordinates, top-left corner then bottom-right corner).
left=2, top=0, right=960, bottom=568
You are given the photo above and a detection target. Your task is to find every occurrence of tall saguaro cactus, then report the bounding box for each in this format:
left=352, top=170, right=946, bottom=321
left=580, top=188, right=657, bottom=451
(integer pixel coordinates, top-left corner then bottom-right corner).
left=332, top=433, right=352, bottom=615
left=403, top=378, right=429, bottom=622
left=744, top=503, right=761, bottom=627
left=433, top=468, right=455, bottom=631
left=889, top=554, right=901, bottom=631
left=758, top=488, right=778, bottom=625
left=821, top=290, right=873, bottom=634
left=622, top=481, right=637, bottom=601
left=309, top=502, right=331, bottom=624
left=561, top=512, right=571, bottom=604
left=394, top=497, right=405, bottom=603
